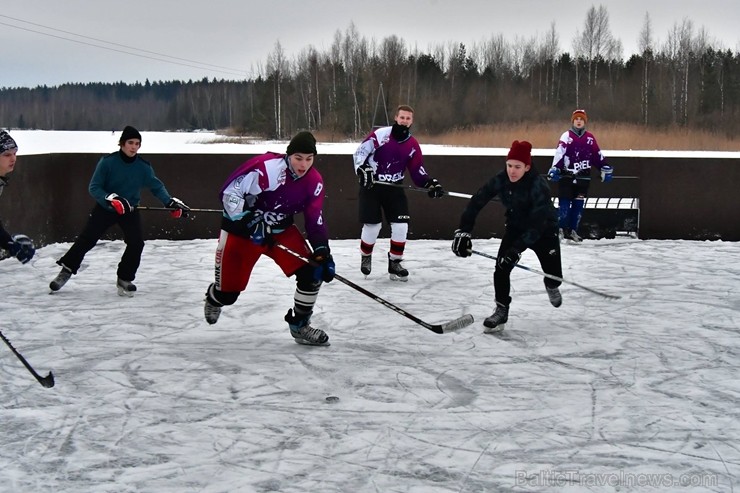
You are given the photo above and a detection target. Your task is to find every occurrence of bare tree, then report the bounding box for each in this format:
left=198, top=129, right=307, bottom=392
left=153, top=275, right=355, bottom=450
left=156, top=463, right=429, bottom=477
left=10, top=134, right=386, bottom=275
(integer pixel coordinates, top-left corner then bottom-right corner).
left=266, top=41, right=287, bottom=137
left=638, top=12, right=654, bottom=125
left=578, top=5, right=614, bottom=102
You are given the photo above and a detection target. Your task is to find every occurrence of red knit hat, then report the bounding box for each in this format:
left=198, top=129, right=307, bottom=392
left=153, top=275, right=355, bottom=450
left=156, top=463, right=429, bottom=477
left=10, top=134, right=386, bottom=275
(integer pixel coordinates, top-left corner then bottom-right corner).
left=506, top=140, right=532, bottom=167
left=571, top=109, right=588, bottom=123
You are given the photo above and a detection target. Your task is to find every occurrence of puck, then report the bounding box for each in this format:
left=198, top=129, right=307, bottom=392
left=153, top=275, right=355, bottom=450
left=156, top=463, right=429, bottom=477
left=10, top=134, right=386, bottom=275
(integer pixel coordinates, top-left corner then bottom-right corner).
left=325, top=395, right=339, bottom=402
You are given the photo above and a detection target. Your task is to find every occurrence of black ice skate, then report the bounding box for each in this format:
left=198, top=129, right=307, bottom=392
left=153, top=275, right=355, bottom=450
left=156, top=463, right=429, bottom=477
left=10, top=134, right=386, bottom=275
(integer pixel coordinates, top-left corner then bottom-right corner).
left=483, top=302, right=509, bottom=333
left=49, top=266, right=73, bottom=292
left=285, top=309, right=329, bottom=346
left=360, top=254, right=372, bottom=276
left=116, top=278, right=137, bottom=297
left=546, top=286, right=562, bottom=307
left=387, top=253, right=409, bottom=282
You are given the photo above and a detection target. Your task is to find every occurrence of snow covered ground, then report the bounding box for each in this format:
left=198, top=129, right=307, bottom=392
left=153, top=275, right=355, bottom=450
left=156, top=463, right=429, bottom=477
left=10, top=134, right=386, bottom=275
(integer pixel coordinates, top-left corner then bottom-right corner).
left=1, top=237, right=738, bottom=493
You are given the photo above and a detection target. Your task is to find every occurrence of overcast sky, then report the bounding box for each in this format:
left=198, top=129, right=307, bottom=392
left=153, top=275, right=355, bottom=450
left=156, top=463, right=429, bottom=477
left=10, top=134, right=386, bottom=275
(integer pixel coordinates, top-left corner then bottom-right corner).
left=2, top=0, right=739, bottom=88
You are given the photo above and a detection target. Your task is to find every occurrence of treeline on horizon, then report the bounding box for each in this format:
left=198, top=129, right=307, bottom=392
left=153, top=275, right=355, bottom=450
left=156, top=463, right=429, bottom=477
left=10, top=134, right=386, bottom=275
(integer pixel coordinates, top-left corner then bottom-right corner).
left=1, top=8, right=739, bottom=138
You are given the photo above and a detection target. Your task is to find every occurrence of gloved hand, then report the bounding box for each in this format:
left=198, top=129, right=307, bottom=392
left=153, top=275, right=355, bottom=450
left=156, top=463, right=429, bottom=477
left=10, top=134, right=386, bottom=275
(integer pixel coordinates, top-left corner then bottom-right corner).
left=600, top=165, right=613, bottom=183
left=497, top=248, right=521, bottom=270
left=356, top=163, right=375, bottom=189
left=547, top=167, right=561, bottom=182
left=6, top=234, right=35, bottom=264
left=105, top=193, right=132, bottom=215
left=424, top=178, right=444, bottom=198
left=167, top=197, right=191, bottom=218
left=311, top=246, right=336, bottom=282
left=451, top=229, right=472, bottom=257
left=248, top=220, right=273, bottom=246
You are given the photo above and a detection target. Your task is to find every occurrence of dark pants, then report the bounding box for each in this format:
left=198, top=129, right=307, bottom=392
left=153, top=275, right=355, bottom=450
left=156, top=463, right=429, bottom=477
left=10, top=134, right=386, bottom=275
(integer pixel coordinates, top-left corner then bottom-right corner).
left=494, top=228, right=562, bottom=306
left=58, top=204, right=145, bottom=281
left=358, top=184, right=410, bottom=224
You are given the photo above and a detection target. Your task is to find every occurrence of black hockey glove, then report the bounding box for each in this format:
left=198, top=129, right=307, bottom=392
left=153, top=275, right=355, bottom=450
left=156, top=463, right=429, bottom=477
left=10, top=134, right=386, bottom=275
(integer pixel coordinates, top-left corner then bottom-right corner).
left=497, top=248, right=521, bottom=270
left=105, top=193, right=132, bottom=215
left=451, top=230, right=472, bottom=257
left=357, top=163, right=375, bottom=189
left=311, top=246, right=336, bottom=283
left=167, top=197, right=191, bottom=219
left=249, top=220, right=273, bottom=246
left=6, top=234, right=35, bottom=264
left=424, top=178, right=444, bottom=198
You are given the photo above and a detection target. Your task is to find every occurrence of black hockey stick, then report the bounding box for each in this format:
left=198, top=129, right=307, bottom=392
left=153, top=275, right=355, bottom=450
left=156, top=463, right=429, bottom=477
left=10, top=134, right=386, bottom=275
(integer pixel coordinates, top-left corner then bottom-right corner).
left=276, top=244, right=474, bottom=334
left=0, top=330, right=55, bottom=388
left=137, top=206, right=222, bottom=213
left=471, top=249, right=621, bottom=300
left=374, top=181, right=473, bottom=199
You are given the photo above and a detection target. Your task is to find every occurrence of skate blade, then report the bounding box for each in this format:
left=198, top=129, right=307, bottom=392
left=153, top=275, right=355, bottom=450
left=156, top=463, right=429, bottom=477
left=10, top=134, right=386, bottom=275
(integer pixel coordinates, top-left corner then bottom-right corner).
left=389, top=274, right=409, bottom=282
left=483, top=323, right=506, bottom=334
left=293, top=338, right=331, bottom=347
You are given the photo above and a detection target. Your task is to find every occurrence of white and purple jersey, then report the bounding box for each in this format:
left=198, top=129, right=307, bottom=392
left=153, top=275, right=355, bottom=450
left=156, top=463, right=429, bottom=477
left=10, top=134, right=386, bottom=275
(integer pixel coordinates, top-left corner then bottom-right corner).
left=353, top=126, right=430, bottom=187
left=219, top=152, right=328, bottom=247
left=551, top=129, right=608, bottom=178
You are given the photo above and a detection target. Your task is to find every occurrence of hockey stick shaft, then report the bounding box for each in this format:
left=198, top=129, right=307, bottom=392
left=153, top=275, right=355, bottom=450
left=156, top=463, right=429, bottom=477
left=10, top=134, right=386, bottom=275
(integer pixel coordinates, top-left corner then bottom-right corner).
left=276, top=244, right=473, bottom=334
left=471, top=249, right=621, bottom=300
left=137, top=206, right=223, bottom=213
left=374, top=181, right=472, bottom=199
left=0, top=330, right=55, bottom=388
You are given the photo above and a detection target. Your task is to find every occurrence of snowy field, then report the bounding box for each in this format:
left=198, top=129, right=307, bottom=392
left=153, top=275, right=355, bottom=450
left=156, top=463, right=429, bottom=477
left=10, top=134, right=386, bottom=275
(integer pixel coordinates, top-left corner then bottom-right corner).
left=1, top=237, right=738, bottom=493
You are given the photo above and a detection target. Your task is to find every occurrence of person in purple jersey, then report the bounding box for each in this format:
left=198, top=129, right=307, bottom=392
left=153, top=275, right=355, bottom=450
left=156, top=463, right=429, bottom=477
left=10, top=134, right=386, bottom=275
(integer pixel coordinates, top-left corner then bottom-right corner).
left=0, top=130, right=35, bottom=265
left=203, top=131, right=336, bottom=346
left=547, top=109, right=613, bottom=242
left=353, top=104, right=444, bottom=281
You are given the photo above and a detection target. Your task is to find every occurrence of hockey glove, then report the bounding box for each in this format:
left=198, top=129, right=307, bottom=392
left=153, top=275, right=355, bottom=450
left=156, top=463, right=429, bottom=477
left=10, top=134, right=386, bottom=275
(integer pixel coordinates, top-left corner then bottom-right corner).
left=600, top=165, right=613, bottom=183
left=451, top=229, right=472, bottom=257
left=249, top=220, right=273, bottom=246
left=424, top=178, right=444, bottom=198
left=167, top=197, right=191, bottom=218
left=547, top=167, right=561, bottom=182
left=6, top=234, right=35, bottom=264
left=497, top=248, right=521, bottom=270
left=105, top=193, right=133, bottom=215
left=357, top=163, right=375, bottom=189
left=311, top=246, right=336, bottom=283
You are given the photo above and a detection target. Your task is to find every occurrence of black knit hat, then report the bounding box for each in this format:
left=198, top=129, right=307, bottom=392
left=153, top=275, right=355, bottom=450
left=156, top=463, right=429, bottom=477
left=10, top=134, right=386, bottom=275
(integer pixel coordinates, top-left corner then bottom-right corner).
left=0, top=130, right=17, bottom=153
left=119, top=126, right=142, bottom=145
left=286, top=131, right=317, bottom=155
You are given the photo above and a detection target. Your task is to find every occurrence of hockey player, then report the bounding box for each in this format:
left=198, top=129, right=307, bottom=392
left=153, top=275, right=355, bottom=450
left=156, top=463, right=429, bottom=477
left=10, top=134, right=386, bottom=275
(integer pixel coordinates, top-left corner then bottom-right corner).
left=203, top=131, right=336, bottom=346
left=49, top=126, right=190, bottom=295
left=547, top=109, right=613, bottom=242
left=451, top=140, right=563, bottom=333
left=0, top=130, right=35, bottom=265
left=353, top=104, right=444, bottom=281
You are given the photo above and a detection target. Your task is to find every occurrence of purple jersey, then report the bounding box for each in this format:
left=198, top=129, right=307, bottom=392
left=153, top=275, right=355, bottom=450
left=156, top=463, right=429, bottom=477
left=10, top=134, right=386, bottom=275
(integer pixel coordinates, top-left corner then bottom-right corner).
left=219, top=152, right=328, bottom=247
left=551, top=129, right=608, bottom=178
left=353, top=126, right=431, bottom=187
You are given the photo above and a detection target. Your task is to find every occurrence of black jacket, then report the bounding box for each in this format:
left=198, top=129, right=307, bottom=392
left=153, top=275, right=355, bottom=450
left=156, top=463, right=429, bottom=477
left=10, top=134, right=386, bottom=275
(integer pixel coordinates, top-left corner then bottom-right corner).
left=458, top=168, right=558, bottom=252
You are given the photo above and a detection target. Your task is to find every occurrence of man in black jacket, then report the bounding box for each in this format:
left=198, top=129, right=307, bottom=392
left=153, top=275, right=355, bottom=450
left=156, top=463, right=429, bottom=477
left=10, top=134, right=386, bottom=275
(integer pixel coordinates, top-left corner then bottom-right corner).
left=451, top=140, right=562, bottom=333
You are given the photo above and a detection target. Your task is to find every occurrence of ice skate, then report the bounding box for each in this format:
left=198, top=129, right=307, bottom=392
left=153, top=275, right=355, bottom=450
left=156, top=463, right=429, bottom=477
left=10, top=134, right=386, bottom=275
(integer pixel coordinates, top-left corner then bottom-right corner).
left=285, top=309, right=329, bottom=346
left=567, top=229, right=583, bottom=242
left=49, top=266, right=73, bottom=292
left=203, top=284, right=223, bottom=324
left=360, top=254, right=372, bottom=276
left=116, top=278, right=137, bottom=297
left=387, top=253, right=409, bottom=282
left=546, top=286, right=562, bottom=307
left=483, top=302, right=509, bottom=333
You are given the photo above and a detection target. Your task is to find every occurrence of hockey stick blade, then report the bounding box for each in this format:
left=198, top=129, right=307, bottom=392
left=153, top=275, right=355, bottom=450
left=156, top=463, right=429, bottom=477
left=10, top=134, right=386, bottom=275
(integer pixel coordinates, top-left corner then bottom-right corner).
left=275, top=243, right=474, bottom=334
left=0, top=330, right=55, bottom=388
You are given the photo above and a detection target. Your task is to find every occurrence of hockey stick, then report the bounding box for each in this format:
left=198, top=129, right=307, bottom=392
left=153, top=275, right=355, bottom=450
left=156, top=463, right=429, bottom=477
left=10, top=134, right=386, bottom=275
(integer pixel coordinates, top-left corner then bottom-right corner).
left=276, top=243, right=474, bottom=334
left=471, top=249, right=621, bottom=300
left=0, top=330, right=55, bottom=388
left=137, top=206, right=223, bottom=213
left=374, top=181, right=472, bottom=199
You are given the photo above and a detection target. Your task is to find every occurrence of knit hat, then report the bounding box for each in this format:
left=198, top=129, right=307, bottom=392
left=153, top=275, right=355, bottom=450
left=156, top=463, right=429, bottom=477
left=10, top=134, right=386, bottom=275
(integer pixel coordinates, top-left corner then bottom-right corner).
left=506, top=140, right=532, bottom=167
left=571, top=109, right=588, bottom=123
left=0, top=130, right=17, bottom=153
left=286, top=131, right=317, bottom=155
left=119, top=125, right=142, bottom=145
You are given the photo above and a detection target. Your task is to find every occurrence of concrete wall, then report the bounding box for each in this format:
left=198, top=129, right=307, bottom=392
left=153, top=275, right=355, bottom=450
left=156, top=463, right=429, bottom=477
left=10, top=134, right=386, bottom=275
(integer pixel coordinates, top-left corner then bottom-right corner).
left=1, top=152, right=738, bottom=246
